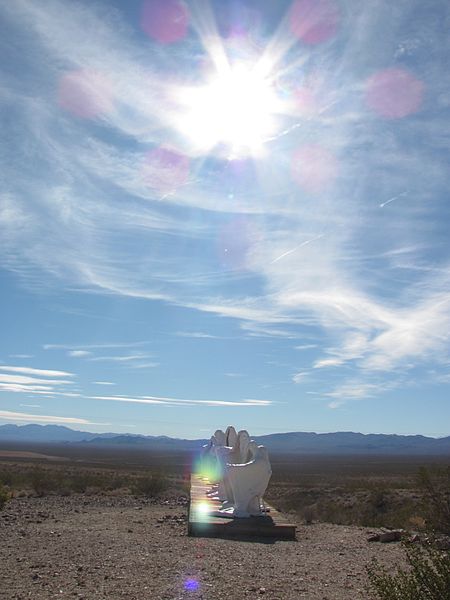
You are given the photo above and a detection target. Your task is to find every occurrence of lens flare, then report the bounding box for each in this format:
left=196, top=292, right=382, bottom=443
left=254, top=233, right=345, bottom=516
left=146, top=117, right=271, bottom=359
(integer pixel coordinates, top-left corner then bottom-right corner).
left=58, top=69, right=113, bottom=119
left=366, top=68, right=424, bottom=119
left=290, top=0, right=340, bottom=45
left=291, top=144, right=338, bottom=193
left=192, top=454, right=223, bottom=482
left=216, top=3, right=261, bottom=40
left=143, top=146, right=190, bottom=194
left=177, top=63, right=281, bottom=157
left=196, top=501, right=211, bottom=515
left=184, top=578, right=200, bottom=592
left=141, top=0, right=189, bottom=44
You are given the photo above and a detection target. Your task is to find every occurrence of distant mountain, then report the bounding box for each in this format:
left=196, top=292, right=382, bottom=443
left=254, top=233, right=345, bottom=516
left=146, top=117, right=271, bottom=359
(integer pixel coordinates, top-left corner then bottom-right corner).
left=0, top=425, right=206, bottom=450
left=84, top=434, right=207, bottom=451
left=0, top=424, right=117, bottom=443
left=1, top=424, right=450, bottom=455
left=253, top=431, right=450, bottom=455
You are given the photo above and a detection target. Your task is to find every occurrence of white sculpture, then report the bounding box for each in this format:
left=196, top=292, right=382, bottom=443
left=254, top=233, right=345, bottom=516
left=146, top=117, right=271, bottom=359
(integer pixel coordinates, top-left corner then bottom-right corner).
left=226, top=442, right=272, bottom=517
left=213, top=429, right=226, bottom=446
left=198, top=426, right=272, bottom=519
left=200, top=429, right=227, bottom=497
left=224, top=425, right=238, bottom=448
left=236, top=429, right=251, bottom=463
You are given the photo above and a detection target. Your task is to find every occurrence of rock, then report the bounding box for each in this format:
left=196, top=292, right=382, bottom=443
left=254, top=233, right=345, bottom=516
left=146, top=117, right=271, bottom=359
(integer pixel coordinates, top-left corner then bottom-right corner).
left=379, top=531, right=402, bottom=543
left=367, top=534, right=380, bottom=542
left=435, top=536, right=450, bottom=550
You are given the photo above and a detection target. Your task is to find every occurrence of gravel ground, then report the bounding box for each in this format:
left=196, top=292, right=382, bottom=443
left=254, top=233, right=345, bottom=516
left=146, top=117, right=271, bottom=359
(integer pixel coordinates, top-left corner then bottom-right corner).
left=0, top=495, right=407, bottom=599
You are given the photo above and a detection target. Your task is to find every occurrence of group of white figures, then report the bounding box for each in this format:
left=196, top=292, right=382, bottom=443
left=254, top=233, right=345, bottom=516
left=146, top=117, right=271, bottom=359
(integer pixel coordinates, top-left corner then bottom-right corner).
left=201, top=426, right=272, bottom=518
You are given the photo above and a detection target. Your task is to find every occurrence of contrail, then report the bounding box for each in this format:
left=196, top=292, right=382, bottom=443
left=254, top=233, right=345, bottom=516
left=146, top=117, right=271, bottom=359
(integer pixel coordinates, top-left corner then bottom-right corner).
left=380, top=190, right=407, bottom=208
left=270, top=234, right=324, bottom=264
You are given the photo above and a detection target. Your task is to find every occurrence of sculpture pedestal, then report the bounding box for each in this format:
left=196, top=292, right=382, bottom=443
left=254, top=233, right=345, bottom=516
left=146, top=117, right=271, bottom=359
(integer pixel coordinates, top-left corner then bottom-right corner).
left=188, top=474, right=296, bottom=540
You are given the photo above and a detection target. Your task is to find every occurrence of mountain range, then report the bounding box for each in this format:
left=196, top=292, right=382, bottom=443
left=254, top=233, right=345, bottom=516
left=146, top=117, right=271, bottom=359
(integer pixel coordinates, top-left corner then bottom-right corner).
left=1, top=424, right=450, bottom=455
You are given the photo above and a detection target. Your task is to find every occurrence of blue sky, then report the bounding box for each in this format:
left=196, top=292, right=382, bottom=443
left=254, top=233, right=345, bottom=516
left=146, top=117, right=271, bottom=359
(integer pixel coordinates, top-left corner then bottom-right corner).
left=1, top=0, right=449, bottom=438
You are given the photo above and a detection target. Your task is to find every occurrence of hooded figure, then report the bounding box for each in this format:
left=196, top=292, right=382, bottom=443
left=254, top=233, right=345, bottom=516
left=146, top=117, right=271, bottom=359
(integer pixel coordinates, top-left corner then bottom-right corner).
left=212, top=426, right=238, bottom=503
left=224, top=425, right=238, bottom=448
left=236, top=430, right=251, bottom=463
left=226, top=442, right=272, bottom=517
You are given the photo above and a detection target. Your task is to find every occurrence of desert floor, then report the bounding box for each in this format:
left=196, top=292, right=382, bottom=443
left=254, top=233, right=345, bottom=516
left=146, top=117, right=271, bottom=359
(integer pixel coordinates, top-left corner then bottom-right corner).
left=0, top=494, right=407, bottom=600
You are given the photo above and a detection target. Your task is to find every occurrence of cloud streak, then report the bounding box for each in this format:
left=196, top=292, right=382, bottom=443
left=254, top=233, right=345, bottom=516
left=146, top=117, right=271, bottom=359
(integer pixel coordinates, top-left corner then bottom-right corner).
left=0, top=366, right=73, bottom=378
left=0, top=410, right=95, bottom=425
left=89, top=394, right=272, bottom=408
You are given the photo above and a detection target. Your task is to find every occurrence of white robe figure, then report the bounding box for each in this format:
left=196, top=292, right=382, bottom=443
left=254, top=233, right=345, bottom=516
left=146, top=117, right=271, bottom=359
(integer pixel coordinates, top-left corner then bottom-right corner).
left=224, top=425, right=238, bottom=448
left=226, top=442, right=272, bottom=517
left=213, top=429, right=226, bottom=446
left=236, top=430, right=251, bottom=463
left=218, top=430, right=252, bottom=509
left=215, top=443, right=235, bottom=503
left=201, top=430, right=225, bottom=469
left=202, top=429, right=227, bottom=497
left=214, top=426, right=240, bottom=505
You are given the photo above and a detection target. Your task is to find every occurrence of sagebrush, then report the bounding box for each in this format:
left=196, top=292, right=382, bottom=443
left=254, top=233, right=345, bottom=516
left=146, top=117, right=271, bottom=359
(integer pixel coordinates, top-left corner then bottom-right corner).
left=367, top=543, right=450, bottom=600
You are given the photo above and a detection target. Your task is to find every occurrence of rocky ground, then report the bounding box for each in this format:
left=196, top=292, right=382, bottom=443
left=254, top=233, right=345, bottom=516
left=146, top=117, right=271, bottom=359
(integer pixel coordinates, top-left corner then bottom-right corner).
left=0, top=494, right=407, bottom=600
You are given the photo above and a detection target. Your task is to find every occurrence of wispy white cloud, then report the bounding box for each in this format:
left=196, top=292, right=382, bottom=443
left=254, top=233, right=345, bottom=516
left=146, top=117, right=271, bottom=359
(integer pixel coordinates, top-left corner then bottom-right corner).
left=68, top=350, right=91, bottom=357
left=92, top=381, right=116, bottom=386
left=43, top=342, right=149, bottom=350
left=88, top=394, right=272, bottom=407
left=89, top=354, right=154, bottom=363
left=294, top=344, right=318, bottom=351
left=292, top=371, right=309, bottom=384
left=0, top=374, right=72, bottom=386
left=175, top=331, right=219, bottom=339
left=0, top=365, right=78, bottom=398
left=0, top=365, right=73, bottom=377
left=0, top=410, right=94, bottom=425
left=314, top=357, right=345, bottom=369
left=323, top=378, right=400, bottom=409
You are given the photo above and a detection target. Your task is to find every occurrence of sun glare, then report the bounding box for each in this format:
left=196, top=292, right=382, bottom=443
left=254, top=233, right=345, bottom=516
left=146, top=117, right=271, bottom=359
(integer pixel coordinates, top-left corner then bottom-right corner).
left=177, top=63, right=281, bottom=157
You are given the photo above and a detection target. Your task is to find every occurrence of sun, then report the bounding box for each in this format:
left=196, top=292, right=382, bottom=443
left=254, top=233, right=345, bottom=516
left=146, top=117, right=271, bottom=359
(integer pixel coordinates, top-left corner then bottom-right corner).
left=176, top=63, right=281, bottom=158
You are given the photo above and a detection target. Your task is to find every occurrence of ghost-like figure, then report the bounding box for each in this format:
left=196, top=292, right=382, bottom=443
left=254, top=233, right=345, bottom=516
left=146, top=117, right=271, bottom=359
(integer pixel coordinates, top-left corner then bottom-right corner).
left=214, top=426, right=239, bottom=504
left=225, top=442, right=272, bottom=517
left=213, top=429, right=226, bottom=446
left=225, top=425, right=238, bottom=448
left=236, top=430, right=251, bottom=463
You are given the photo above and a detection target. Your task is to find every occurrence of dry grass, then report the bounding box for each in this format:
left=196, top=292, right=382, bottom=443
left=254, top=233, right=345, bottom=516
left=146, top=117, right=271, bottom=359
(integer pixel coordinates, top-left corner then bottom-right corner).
left=266, top=455, right=450, bottom=531
left=1, top=447, right=449, bottom=532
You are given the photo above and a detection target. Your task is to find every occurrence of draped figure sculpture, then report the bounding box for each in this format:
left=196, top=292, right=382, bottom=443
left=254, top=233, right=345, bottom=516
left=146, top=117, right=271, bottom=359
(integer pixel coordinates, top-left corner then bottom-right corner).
left=199, top=426, right=272, bottom=518
left=226, top=441, right=272, bottom=517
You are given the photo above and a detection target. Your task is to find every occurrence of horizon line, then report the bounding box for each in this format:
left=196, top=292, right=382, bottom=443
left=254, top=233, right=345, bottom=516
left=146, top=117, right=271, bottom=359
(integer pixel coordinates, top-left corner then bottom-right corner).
left=0, top=422, right=448, bottom=440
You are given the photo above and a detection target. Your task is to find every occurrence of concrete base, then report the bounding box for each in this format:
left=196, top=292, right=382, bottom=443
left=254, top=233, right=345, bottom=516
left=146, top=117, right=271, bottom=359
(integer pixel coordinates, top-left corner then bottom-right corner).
left=188, top=474, right=296, bottom=540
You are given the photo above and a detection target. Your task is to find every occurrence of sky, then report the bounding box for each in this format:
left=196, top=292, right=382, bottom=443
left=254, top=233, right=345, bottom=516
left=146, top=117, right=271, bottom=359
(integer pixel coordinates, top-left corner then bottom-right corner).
left=1, top=0, right=450, bottom=439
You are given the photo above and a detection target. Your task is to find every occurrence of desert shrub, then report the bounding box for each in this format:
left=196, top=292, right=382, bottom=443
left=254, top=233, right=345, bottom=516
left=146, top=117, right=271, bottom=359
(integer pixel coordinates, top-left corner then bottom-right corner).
left=367, top=543, right=450, bottom=600
left=70, top=473, right=91, bottom=493
left=418, top=466, right=450, bottom=535
left=268, top=483, right=418, bottom=529
left=0, top=484, right=10, bottom=510
left=132, top=472, right=168, bottom=497
left=30, top=468, right=60, bottom=496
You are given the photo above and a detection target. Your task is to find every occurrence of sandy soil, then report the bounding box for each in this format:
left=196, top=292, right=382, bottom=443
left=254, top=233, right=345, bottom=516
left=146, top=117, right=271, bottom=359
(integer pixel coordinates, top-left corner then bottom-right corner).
left=0, top=451, right=67, bottom=461
left=0, top=494, right=407, bottom=600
